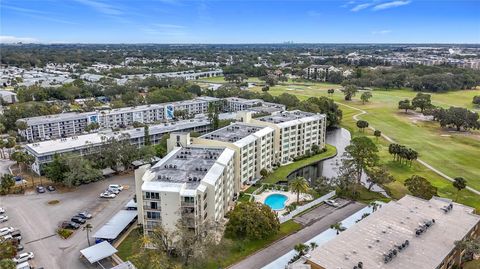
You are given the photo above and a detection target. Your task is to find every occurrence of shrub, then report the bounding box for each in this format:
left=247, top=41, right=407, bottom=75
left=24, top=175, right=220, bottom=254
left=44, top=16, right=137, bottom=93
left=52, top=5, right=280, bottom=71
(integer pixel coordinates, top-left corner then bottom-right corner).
left=57, top=228, right=73, bottom=239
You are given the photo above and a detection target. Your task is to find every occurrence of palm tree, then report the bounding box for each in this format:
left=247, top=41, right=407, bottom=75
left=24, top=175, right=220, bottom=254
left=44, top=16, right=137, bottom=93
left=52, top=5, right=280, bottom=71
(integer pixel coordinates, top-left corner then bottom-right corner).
left=293, top=243, right=310, bottom=256
left=83, top=223, right=93, bottom=246
left=289, top=177, right=310, bottom=203
left=453, top=177, right=467, bottom=202
left=309, top=242, right=318, bottom=251
left=330, top=222, right=345, bottom=235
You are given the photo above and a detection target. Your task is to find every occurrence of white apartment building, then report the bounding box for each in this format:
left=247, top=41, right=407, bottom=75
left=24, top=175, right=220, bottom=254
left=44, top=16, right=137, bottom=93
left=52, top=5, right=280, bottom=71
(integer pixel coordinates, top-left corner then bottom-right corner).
left=24, top=119, right=212, bottom=175
left=18, top=96, right=221, bottom=141
left=253, top=110, right=327, bottom=164
left=193, top=122, right=275, bottom=188
left=135, top=144, right=235, bottom=233
left=224, top=97, right=286, bottom=113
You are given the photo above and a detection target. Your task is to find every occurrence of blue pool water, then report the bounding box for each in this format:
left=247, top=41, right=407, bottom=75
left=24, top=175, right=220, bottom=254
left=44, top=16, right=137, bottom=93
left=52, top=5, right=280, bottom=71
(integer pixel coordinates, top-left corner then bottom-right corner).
left=264, top=194, right=288, bottom=211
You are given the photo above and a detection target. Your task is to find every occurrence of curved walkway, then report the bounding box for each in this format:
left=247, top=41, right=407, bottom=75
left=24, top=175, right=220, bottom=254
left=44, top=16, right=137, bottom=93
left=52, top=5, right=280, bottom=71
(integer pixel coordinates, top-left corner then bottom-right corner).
left=337, top=102, right=480, bottom=196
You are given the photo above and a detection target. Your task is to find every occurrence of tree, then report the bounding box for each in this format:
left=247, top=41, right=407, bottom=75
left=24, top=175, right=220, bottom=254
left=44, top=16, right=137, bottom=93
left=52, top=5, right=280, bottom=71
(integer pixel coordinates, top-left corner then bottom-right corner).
left=0, top=259, right=15, bottom=269
left=83, top=223, right=93, bottom=246
left=293, top=243, right=310, bottom=256
left=330, top=222, right=345, bottom=234
left=309, top=242, right=318, bottom=251
left=0, top=238, right=16, bottom=260
left=373, top=130, right=381, bottom=140
left=356, top=120, right=369, bottom=132
left=144, top=125, right=151, bottom=146
left=404, top=175, right=438, bottom=200
left=186, top=84, right=202, bottom=96
left=15, top=121, right=28, bottom=132
left=455, top=238, right=480, bottom=262
left=261, top=85, right=270, bottom=92
left=225, top=201, right=280, bottom=240
left=0, top=174, right=15, bottom=194
left=260, top=168, right=269, bottom=178
left=412, top=93, right=432, bottom=112
left=10, top=151, right=25, bottom=173
left=327, top=89, right=335, bottom=95
left=365, top=166, right=394, bottom=190
left=431, top=107, right=479, bottom=131
left=453, top=177, right=467, bottom=202
left=44, top=154, right=68, bottom=183
left=360, top=91, right=372, bottom=104
left=207, top=102, right=220, bottom=130
left=289, top=177, right=310, bottom=203
left=344, top=136, right=379, bottom=194
left=341, top=85, right=358, bottom=101
left=398, top=99, right=412, bottom=113
left=84, top=122, right=100, bottom=132
left=473, top=95, right=480, bottom=106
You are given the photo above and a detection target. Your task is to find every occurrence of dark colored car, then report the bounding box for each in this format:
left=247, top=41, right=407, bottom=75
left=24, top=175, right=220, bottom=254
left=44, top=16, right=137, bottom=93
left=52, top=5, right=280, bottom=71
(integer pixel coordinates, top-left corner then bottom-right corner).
left=11, top=230, right=21, bottom=241
left=78, top=211, right=92, bottom=219
left=16, top=244, right=24, bottom=251
left=36, top=186, right=46, bottom=193
left=71, top=217, right=86, bottom=224
left=73, top=214, right=87, bottom=220
left=47, top=185, right=56, bottom=191
left=61, top=221, right=80, bottom=230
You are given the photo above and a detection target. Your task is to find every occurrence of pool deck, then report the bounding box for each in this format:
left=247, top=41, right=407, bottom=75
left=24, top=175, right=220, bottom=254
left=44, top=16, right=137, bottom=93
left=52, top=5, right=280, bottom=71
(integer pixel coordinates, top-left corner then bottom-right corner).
left=255, top=190, right=313, bottom=214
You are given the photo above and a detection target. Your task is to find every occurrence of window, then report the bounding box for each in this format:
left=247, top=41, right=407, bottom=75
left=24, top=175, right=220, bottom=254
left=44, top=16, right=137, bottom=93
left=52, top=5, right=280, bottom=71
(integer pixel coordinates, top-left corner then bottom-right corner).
left=146, top=211, right=161, bottom=220
left=150, top=202, right=158, bottom=209
left=145, top=192, right=159, bottom=200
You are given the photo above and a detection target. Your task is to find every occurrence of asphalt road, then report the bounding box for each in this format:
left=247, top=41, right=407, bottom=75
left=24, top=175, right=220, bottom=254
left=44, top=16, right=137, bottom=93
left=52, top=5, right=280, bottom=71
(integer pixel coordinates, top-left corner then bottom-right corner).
left=0, top=173, right=136, bottom=269
left=229, top=201, right=365, bottom=269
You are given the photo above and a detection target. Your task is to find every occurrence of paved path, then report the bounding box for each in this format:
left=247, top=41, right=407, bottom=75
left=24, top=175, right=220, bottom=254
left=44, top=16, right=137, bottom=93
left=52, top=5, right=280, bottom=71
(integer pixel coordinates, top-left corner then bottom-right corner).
left=337, top=102, right=480, bottom=196
left=228, top=202, right=365, bottom=269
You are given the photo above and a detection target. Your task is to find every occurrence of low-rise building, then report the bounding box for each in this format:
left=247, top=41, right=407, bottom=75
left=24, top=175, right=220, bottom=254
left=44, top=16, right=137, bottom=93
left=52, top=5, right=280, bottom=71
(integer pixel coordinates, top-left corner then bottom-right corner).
left=135, top=143, right=235, bottom=233
left=25, top=119, right=211, bottom=175
left=224, top=97, right=285, bottom=113
left=296, top=195, right=480, bottom=269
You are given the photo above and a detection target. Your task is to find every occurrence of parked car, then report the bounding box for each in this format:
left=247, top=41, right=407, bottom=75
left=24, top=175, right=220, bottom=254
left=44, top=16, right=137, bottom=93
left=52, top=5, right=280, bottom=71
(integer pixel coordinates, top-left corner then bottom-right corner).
left=16, top=244, right=24, bottom=251
left=0, top=215, right=8, bottom=223
left=0, top=227, right=15, bottom=236
left=61, top=221, right=80, bottom=230
left=107, top=188, right=119, bottom=194
left=47, top=185, right=56, bottom=192
left=325, top=199, right=340, bottom=207
left=15, top=261, right=31, bottom=269
left=11, top=230, right=22, bottom=241
left=0, top=207, right=5, bottom=214
left=12, top=252, right=34, bottom=264
left=77, top=211, right=92, bottom=219
left=71, top=217, right=86, bottom=224
left=100, top=191, right=116, bottom=198
left=108, top=184, right=124, bottom=191
left=36, top=186, right=45, bottom=193
left=72, top=214, right=87, bottom=220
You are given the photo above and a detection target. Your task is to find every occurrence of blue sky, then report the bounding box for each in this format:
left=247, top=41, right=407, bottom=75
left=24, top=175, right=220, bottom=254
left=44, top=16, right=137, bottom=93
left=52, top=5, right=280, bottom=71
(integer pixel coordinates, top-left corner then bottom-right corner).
left=1, top=0, right=479, bottom=43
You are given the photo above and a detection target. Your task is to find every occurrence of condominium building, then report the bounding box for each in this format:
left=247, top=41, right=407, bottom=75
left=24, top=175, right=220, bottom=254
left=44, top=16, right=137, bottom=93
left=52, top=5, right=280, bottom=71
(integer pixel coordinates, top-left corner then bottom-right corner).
left=253, top=110, right=327, bottom=164
left=224, top=97, right=286, bottom=113
left=24, top=119, right=211, bottom=175
left=293, top=195, right=480, bottom=269
left=135, top=143, right=235, bottom=233
left=18, top=96, right=221, bottom=141
left=193, top=122, right=275, bottom=188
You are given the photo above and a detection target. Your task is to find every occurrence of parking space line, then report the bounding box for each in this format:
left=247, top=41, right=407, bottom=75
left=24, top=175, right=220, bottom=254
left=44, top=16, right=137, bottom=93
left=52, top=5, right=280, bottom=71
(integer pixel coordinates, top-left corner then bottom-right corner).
left=25, top=234, right=57, bottom=244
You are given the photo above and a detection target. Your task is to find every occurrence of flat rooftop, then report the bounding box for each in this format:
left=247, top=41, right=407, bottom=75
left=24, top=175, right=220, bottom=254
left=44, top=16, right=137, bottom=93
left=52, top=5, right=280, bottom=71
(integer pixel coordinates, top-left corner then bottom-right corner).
left=150, top=146, right=225, bottom=189
left=257, top=110, right=319, bottom=125
left=20, top=112, right=96, bottom=125
left=25, top=119, right=210, bottom=155
left=200, top=123, right=262, bottom=143
left=307, top=195, right=480, bottom=269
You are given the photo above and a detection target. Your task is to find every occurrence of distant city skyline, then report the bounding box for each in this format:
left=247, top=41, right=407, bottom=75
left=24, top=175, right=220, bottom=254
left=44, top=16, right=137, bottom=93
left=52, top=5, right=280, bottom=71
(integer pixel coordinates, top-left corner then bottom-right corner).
left=1, top=0, right=479, bottom=44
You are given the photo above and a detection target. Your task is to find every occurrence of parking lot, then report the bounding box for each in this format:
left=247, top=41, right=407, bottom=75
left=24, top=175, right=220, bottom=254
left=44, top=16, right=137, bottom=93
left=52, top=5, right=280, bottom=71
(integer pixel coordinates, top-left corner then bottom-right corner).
left=0, top=173, right=136, bottom=269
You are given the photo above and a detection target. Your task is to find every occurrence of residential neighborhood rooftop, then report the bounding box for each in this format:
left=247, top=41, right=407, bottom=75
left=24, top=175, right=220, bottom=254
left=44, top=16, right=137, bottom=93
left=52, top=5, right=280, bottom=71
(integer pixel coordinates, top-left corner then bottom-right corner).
left=200, top=122, right=262, bottom=143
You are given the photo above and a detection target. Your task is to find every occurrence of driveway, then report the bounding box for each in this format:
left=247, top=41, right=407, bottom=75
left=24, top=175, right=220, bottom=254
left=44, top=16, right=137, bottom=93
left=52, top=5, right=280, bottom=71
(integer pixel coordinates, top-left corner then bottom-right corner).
left=0, top=173, right=136, bottom=269
left=229, top=201, right=365, bottom=269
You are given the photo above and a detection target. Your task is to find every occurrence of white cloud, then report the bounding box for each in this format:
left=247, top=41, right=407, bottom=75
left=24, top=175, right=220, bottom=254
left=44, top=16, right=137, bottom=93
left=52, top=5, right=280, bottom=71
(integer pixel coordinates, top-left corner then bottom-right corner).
left=0, top=35, right=39, bottom=43
left=351, top=3, right=373, bottom=12
left=373, top=0, right=411, bottom=11
left=372, top=29, right=392, bottom=34
left=74, top=0, right=123, bottom=15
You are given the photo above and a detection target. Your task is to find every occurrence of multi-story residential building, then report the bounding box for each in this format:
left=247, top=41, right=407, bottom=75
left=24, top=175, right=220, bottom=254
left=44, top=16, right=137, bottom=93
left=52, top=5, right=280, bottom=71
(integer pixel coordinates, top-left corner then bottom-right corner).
left=253, top=110, right=327, bottom=164
left=18, top=97, right=220, bottom=141
left=193, top=122, right=275, bottom=188
left=224, top=97, right=285, bottom=113
left=25, top=119, right=212, bottom=175
left=135, top=142, right=235, bottom=233
left=304, top=65, right=332, bottom=81
left=291, top=195, right=480, bottom=269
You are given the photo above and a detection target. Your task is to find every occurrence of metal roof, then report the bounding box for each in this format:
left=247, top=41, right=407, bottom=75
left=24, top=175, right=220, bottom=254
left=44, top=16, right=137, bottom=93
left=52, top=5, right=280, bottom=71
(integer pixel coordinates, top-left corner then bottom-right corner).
left=80, top=241, right=117, bottom=264
left=93, top=210, right=137, bottom=240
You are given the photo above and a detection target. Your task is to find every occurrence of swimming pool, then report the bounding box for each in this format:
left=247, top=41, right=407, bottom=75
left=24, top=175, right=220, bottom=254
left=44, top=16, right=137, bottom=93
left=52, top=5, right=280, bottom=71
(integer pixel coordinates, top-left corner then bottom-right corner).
left=264, top=193, right=288, bottom=211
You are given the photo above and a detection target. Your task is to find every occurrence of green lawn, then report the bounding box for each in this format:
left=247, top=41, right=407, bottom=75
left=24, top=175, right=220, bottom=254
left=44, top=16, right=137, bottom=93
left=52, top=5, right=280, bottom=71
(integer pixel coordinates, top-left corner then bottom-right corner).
left=119, top=222, right=303, bottom=269
left=195, top=76, right=263, bottom=84
left=262, top=144, right=337, bottom=184
left=252, top=83, right=480, bottom=211
left=464, top=259, right=480, bottom=269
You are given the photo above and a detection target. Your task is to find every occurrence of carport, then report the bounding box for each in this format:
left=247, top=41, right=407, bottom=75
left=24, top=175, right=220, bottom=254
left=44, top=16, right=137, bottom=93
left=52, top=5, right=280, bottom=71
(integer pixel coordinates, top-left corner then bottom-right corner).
left=80, top=241, right=118, bottom=268
left=93, top=210, right=137, bottom=243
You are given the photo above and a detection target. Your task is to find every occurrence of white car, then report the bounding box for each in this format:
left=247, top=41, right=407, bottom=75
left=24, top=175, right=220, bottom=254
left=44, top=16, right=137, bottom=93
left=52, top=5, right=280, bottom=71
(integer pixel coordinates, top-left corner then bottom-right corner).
left=325, top=199, right=340, bottom=207
left=13, top=252, right=34, bottom=264
left=107, top=188, right=120, bottom=194
left=0, top=207, right=5, bottom=214
left=100, top=192, right=116, bottom=198
left=108, top=184, right=124, bottom=191
left=0, top=215, right=8, bottom=223
left=0, top=227, right=15, bottom=236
